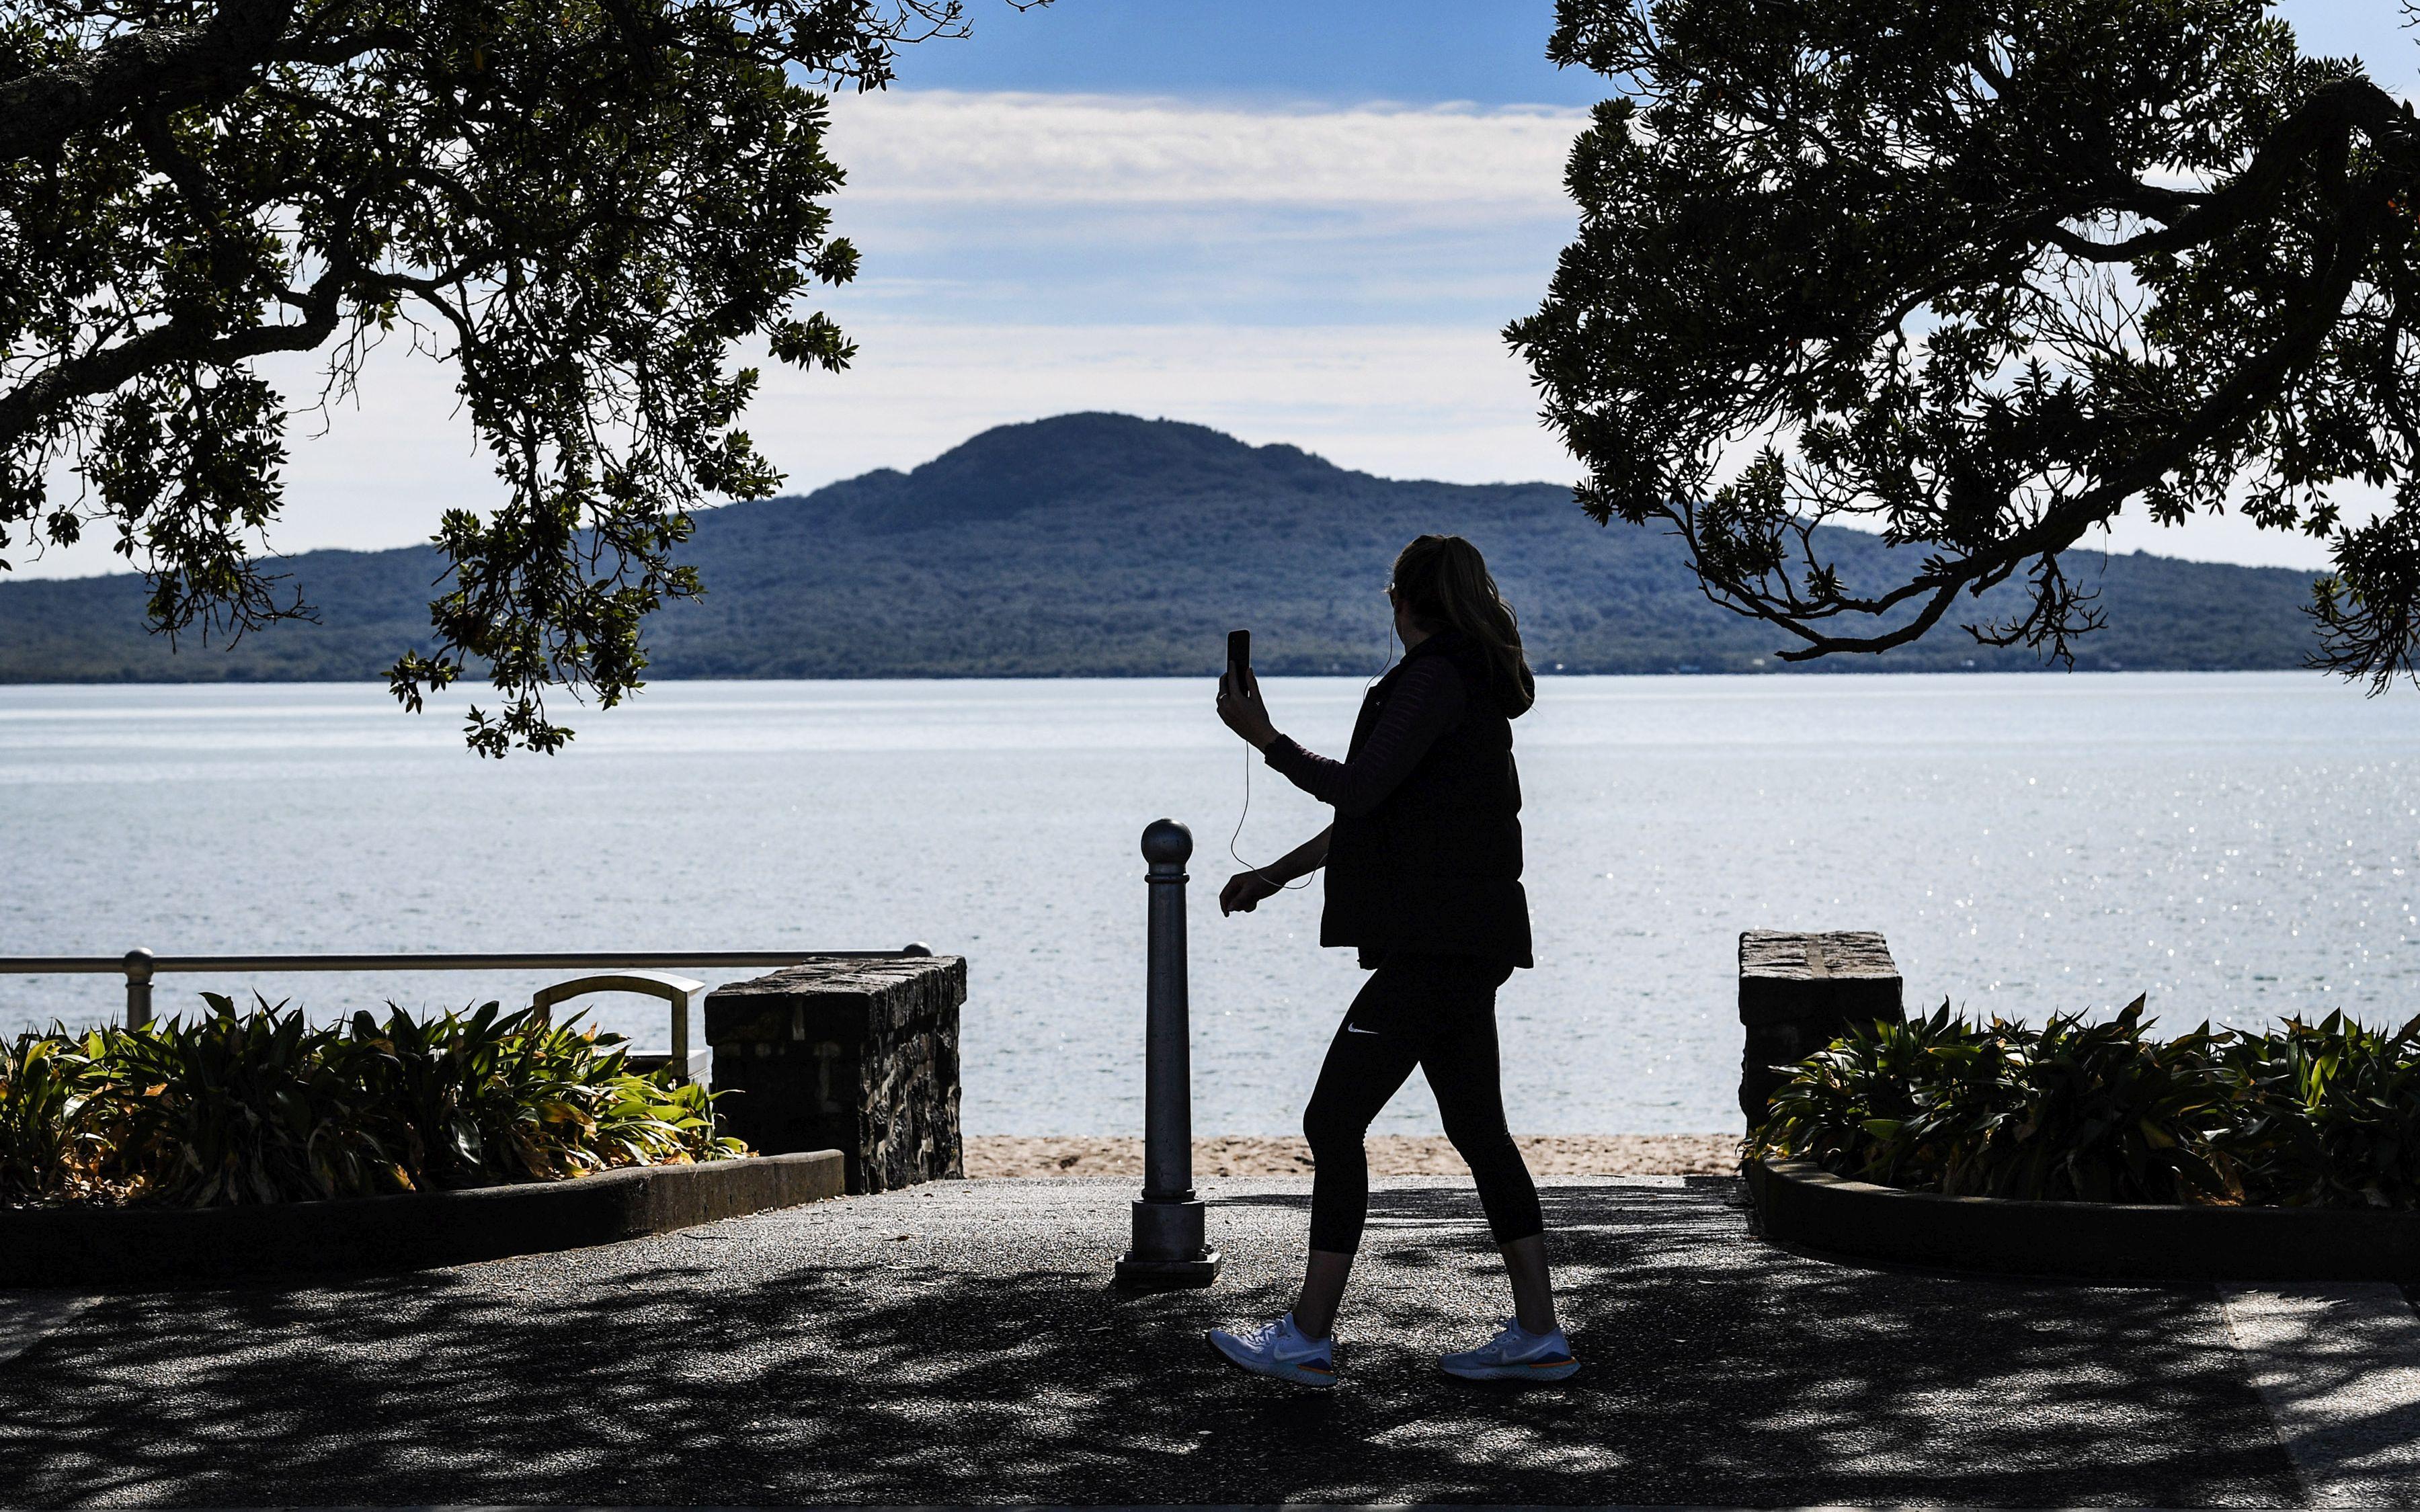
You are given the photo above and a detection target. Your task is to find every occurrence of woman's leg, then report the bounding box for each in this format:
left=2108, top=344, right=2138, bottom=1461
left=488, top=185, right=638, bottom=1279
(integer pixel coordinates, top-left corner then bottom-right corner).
left=1496, top=1234, right=1558, bottom=1337
left=1420, top=960, right=1557, bottom=1334
left=1291, top=1249, right=1357, bottom=1342
left=1295, top=960, right=1426, bottom=1337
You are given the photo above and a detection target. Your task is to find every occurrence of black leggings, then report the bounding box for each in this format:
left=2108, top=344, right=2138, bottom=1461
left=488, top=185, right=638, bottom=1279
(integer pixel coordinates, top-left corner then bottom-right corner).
left=1301, top=952, right=1544, bottom=1254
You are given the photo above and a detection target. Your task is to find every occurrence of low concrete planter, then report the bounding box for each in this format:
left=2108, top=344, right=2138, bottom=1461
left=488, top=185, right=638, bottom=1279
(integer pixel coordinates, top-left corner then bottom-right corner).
left=1748, top=1157, right=2420, bottom=1282
left=0, top=1149, right=844, bottom=1290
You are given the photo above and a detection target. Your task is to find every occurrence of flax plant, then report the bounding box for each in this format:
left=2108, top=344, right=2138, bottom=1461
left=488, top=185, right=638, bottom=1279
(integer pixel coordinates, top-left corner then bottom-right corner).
left=0, top=1030, right=112, bottom=1202
left=104, top=996, right=406, bottom=1207
left=0, top=996, right=742, bottom=1208
left=2218, top=1012, right=2420, bottom=1208
left=1748, top=999, right=2407, bottom=1206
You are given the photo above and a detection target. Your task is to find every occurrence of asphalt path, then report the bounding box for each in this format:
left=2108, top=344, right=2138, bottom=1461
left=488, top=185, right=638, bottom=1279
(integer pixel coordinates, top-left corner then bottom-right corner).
left=0, top=1176, right=2347, bottom=1507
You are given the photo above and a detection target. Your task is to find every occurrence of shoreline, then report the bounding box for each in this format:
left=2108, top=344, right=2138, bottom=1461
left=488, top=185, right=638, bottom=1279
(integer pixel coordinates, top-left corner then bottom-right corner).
left=965, top=1133, right=1739, bottom=1179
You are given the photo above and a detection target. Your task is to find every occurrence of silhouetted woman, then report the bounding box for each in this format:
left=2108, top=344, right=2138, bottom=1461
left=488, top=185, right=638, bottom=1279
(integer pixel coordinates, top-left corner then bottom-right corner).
left=1206, top=533, right=1574, bottom=1388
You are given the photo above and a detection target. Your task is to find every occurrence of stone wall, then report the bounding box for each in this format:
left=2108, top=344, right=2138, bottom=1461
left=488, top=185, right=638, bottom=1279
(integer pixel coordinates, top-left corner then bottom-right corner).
left=1738, top=930, right=1903, bottom=1131
left=704, top=957, right=966, bottom=1194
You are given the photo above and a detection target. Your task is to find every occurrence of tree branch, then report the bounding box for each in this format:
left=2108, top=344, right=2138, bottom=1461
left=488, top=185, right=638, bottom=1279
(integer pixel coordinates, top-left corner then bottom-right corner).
left=0, top=261, right=352, bottom=443
left=2037, top=77, right=2416, bottom=263
left=0, top=0, right=299, bottom=165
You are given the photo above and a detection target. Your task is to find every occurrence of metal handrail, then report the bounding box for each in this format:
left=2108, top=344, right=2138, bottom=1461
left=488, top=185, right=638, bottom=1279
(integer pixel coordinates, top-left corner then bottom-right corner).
left=0, top=946, right=934, bottom=1027
left=532, top=970, right=712, bottom=1087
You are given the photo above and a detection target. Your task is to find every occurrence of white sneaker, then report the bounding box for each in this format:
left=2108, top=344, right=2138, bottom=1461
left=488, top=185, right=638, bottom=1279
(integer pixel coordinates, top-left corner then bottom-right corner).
left=1440, top=1318, right=1579, bottom=1382
left=1207, top=1312, right=1338, bottom=1388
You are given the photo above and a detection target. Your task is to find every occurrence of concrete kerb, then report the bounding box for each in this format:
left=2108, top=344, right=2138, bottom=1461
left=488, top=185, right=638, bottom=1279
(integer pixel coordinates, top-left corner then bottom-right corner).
left=1748, top=1158, right=2420, bottom=1283
left=0, top=1148, right=846, bottom=1290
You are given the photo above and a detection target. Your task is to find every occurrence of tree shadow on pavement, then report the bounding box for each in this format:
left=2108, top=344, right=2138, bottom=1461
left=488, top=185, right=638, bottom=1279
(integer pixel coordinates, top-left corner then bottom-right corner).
left=0, top=1181, right=2297, bottom=1508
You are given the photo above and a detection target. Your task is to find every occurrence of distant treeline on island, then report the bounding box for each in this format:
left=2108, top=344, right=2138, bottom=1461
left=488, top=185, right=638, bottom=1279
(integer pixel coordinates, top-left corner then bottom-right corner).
left=0, top=413, right=2323, bottom=682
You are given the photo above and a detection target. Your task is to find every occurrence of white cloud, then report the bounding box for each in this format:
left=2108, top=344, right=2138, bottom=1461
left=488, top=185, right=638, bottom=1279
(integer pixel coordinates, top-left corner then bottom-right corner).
left=2091, top=500, right=2344, bottom=571
left=752, top=318, right=1574, bottom=488
left=824, top=90, right=1585, bottom=212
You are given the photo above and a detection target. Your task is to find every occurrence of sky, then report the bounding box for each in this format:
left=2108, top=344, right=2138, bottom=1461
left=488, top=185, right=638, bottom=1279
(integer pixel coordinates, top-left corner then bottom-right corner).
left=15, top=0, right=2413, bottom=580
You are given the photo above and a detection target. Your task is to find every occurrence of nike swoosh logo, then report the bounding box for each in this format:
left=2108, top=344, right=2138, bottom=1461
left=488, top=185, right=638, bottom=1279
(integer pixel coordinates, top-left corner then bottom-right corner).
left=1343, top=1024, right=1379, bottom=1035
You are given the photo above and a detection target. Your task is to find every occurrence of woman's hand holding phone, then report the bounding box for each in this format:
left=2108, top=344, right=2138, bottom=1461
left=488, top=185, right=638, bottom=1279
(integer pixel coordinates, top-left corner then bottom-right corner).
left=1220, top=869, right=1283, bottom=915
left=1216, top=667, right=1278, bottom=749
left=1218, top=627, right=1306, bottom=919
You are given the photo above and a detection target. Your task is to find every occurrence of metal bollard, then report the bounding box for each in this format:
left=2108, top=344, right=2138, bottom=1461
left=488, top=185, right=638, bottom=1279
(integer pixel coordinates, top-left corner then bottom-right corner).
left=122, top=948, right=154, bottom=1029
left=1115, top=818, right=1223, bottom=1289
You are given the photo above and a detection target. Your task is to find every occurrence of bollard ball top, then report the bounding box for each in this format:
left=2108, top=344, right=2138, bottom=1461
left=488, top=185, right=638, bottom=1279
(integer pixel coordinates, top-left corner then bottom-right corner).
left=1140, top=818, right=1193, bottom=865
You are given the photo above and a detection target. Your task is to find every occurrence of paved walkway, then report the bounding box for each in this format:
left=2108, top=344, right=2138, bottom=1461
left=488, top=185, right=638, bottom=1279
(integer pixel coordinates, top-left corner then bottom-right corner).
left=0, top=1175, right=2409, bottom=1507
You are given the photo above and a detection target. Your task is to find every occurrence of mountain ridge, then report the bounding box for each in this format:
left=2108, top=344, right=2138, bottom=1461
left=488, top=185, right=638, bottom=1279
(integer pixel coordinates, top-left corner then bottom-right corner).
left=0, top=412, right=2324, bottom=681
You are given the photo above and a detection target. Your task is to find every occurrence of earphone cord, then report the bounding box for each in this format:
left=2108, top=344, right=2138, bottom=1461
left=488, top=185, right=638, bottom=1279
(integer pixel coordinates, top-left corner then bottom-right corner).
left=1227, top=621, right=1399, bottom=890
left=1229, top=743, right=1315, bottom=890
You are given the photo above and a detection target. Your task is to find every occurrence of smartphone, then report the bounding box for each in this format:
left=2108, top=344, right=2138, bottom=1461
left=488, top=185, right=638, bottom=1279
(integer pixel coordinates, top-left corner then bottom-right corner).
left=1227, top=628, right=1252, bottom=685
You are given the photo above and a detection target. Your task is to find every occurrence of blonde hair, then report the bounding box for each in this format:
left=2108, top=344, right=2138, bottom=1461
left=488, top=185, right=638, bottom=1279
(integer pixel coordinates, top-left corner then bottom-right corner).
left=1391, top=534, right=1533, bottom=715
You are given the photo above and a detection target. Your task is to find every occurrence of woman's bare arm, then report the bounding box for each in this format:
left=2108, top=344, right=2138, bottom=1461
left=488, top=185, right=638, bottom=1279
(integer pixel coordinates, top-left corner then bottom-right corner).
left=1262, top=824, right=1332, bottom=883
left=1221, top=824, right=1332, bottom=915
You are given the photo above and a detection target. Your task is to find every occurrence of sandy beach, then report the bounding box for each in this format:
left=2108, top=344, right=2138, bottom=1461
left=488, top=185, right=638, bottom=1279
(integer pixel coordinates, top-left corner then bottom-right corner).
left=964, top=1133, right=1740, bottom=1178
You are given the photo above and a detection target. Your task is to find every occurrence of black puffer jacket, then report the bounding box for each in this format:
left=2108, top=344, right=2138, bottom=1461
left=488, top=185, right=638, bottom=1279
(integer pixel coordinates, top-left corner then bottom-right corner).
left=1264, top=629, right=1533, bottom=968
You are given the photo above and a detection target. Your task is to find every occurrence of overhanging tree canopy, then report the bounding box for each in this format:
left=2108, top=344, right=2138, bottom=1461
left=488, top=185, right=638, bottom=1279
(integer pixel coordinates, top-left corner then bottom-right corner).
left=1, top=0, right=977, bottom=753
left=1509, top=0, right=2420, bottom=683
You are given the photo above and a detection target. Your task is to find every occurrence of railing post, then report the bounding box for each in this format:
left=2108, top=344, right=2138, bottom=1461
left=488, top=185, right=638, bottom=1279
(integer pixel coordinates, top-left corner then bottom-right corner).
left=122, top=948, right=154, bottom=1029
left=1115, top=818, right=1221, bottom=1289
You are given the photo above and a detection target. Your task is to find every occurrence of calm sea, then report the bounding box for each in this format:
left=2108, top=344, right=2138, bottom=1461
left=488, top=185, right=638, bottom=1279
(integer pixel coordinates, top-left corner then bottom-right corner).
left=1, top=674, right=2413, bottom=1135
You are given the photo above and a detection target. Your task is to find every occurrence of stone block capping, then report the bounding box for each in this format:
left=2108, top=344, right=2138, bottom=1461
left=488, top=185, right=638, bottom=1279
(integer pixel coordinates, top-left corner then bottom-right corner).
left=1738, top=929, right=1904, bottom=1130
left=705, top=956, right=966, bottom=1194
left=0, top=1150, right=844, bottom=1289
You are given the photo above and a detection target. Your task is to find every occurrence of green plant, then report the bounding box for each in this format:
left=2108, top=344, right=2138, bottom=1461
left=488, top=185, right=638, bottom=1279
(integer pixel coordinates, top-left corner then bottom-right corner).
left=1955, top=1003, right=2235, bottom=1205
left=1755, top=998, right=2241, bottom=1205
left=344, top=1001, right=743, bottom=1187
left=0, top=995, right=743, bottom=1209
left=0, top=1030, right=110, bottom=1202
left=1746, top=1003, right=1999, bottom=1190
left=595, top=1072, right=744, bottom=1169
left=2218, top=1013, right=2420, bottom=1208
left=104, top=995, right=407, bottom=1208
